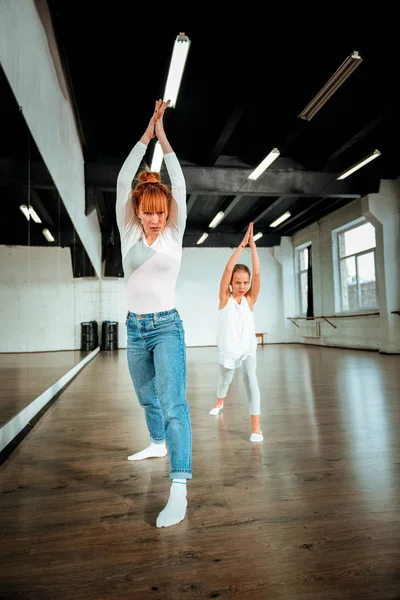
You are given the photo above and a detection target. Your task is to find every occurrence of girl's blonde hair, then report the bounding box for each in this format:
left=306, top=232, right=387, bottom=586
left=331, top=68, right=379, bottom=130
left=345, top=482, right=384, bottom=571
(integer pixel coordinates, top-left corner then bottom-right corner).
left=230, top=263, right=251, bottom=284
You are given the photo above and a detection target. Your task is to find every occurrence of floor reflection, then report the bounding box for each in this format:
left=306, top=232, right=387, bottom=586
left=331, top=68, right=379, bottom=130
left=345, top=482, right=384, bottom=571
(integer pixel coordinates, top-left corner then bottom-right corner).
left=0, top=350, right=91, bottom=425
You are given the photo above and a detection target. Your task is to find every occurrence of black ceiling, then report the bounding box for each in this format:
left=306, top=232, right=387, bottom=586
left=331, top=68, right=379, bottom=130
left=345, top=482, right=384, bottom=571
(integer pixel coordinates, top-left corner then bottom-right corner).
left=2, top=6, right=400, bottom=268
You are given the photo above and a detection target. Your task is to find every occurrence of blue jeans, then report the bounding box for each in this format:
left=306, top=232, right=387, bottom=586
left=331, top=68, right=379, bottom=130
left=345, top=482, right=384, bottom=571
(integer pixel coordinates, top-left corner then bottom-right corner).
left=126, top=308, right=192, bottom=480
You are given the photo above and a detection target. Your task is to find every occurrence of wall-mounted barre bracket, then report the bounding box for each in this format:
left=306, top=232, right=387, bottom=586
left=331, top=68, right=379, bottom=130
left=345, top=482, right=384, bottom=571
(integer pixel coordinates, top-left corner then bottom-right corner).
left=288, top=318, right=300, bottom=328
left=321, top=316, right=337, bottom=329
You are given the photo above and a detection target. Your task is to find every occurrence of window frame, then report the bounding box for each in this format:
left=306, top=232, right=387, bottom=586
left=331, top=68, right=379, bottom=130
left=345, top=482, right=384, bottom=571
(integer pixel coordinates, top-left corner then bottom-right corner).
left=337, top=220, right=378, bottom=313
left=294, top=242, right=311, bottom=316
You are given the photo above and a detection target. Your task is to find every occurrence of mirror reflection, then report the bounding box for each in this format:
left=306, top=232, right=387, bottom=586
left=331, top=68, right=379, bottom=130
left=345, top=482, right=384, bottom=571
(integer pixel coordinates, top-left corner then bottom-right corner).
left=0, top=65, right=98, bottom=434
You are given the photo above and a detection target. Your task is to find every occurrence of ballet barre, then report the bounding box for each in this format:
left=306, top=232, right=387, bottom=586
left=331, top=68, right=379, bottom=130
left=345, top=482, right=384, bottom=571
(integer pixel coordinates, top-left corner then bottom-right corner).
left=287, top=312, right=380, bottom=329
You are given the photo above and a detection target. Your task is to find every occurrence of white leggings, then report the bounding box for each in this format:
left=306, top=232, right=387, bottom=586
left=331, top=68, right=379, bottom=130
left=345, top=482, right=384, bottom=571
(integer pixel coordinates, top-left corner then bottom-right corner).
left=217, top=354, right=261, bottom=415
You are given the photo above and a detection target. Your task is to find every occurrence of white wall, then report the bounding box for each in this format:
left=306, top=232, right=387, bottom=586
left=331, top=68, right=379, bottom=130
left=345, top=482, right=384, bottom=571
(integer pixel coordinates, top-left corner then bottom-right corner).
left=79, top=246, right=285, bottom=349
left=0, top=245, right=285, bottom=352
left=0, top=0, right=102, bottom=276
left=74, top=276, right=127, bottom=350
left=176, top=247, right=282, bottom=346
left=0, top=245, right=94, bottom=352
left=269, top=237, right=297, bottom=344
left=363, top=181, right=400, bottom=353
left=0, top=246, right=30, bottom=353
left=3, top=191, right=398, bottom=355
left=292, top=182, right=400, bottom=353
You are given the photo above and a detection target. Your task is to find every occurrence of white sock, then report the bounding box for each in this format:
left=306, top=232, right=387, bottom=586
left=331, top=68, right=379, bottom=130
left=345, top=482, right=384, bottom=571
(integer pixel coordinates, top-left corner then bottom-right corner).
left=250, top=432, right=263, bottom=443
left=209, top=402, right=224, bottom=416
left=127, top=441, right=167, bottom=461
left=156, top=479, right=187, bottom=528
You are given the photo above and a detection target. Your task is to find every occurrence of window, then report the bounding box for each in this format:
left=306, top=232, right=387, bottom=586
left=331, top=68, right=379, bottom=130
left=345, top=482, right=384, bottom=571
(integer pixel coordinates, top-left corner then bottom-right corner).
left=338, top=221, right=377, bottom=311
left=295, top=244, right=313, bottom=316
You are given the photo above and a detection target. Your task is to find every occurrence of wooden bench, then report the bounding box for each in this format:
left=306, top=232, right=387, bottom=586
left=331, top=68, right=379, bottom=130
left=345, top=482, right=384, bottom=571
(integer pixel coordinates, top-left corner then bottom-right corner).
left=256, top=333, right=267, bottom=345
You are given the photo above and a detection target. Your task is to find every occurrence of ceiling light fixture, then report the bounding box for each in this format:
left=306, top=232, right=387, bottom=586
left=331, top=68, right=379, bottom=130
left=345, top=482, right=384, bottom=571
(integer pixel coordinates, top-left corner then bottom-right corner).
left=248, top=148, right=280, bottom=181
left=28, top=206, right=41, bottom=223
left=270, top=211, right=291, bottom=228
left=152, top=33, right=191, bottom=172
left=19, top=204, right=30, bottom=220
left=337, top=149, right=381, bottom=180
left=164, top=32, right=191, bottom=108
left=196, top=232, right=209, bottom=245
left=42, top=228, right=55, bottom=242
left=253, top=232, right=263, bottom=242
left=299, top=50, right=363, bottom=121
left=208, top=211, right=225, bottom=228
left=151, top=141, right=164, bottom=172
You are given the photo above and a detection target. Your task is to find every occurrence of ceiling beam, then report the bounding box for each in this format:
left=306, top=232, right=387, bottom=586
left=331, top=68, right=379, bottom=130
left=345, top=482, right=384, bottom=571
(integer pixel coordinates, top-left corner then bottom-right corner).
left=283, top=198, right=352, bottom=235
left=85, top=187, right=109, bottom=228
left=84, top=162, right=366, bottom=197
left=182, top=230, right=281, bottom=248
left=22, top=186, right=56, bottom=229
left=237, top=196, right=287, bottom=232
left=324, top=112, right=393, bottom=167
left=238, top=196, right=286, bottom=233
left=252, top=197, right=287, bottom=223
left=220, top=194, right=245, bottom=220
left=189, top=194, right=246, bottom=233
left=207, top=104, right=245, bottom=166
left=272, top=196, right=330, bottom=232
left=1, top=159, right=376, bottom=198
left=186, top=194, right=198, bottom=216
left=95, top=189, right=108, bottom=226
left=85, top=185, right=97, bottom=216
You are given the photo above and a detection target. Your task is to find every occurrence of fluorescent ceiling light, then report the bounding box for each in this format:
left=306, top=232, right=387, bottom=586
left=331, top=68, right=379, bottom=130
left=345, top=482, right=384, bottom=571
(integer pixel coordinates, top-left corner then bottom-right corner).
left=151, top=141, right=164, bottom=172
left=337, top=149, right=381, bottom=180
left=248, top=148, right=280, bottom=180
left=29, top=206, right=41, bottom=223
left=19, top=204, right=30, bottom=220
left=299, top=50, right=363, bottom=121
left=42, top=228, right=55, bottom=242
left=164, top=32, right=191, bottom=108
left=253, top=232, right=263, bottom=242
left=208, top=211, right=225, bottom=228
left=196, top=232, right=209, bottom=245
left=270, top=211, right=291, bottom=228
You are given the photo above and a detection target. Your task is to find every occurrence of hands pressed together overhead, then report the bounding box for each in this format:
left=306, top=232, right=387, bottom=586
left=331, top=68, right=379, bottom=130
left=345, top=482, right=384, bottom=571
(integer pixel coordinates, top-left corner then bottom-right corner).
left=145, top=99, right=171, bottom=141
left=240, top=222, right=257, bottom=249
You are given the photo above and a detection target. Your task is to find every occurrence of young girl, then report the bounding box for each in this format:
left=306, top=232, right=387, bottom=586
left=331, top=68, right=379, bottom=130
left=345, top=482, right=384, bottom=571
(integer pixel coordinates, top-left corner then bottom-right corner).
left=209, top=222, right=263, bottom=442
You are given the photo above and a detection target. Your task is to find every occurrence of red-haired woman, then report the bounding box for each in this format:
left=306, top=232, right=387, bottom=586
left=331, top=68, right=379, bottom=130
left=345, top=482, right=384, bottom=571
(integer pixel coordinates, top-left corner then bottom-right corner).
left=116, top=100, right=191, bottom=527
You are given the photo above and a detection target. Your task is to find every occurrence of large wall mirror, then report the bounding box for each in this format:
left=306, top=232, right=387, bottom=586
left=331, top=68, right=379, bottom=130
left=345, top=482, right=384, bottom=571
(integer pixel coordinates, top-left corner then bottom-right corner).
left=0, top=64, right=98, bottom=448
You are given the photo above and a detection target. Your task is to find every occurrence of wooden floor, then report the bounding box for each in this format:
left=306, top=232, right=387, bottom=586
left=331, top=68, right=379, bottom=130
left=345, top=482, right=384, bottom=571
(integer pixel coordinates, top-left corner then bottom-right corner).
left=0, top=350, right=90, bottom=426
left=0, top=345, right=399, bottom=599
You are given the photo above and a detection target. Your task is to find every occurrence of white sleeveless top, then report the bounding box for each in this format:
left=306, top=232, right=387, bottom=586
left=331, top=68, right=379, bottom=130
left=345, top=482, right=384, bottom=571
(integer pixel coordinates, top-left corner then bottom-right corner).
left=216, top=295, right=258, bottom=369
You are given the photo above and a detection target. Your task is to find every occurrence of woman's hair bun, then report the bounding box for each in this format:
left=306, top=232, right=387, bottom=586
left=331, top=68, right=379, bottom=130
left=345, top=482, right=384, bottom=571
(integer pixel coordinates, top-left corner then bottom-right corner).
left=137, top=170, right=160, bottom=184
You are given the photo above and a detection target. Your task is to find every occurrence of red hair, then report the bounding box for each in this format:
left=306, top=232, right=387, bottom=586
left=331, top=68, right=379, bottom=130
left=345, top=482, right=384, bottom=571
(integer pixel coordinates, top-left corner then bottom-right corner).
left=130, top=170, right=171, bottom=214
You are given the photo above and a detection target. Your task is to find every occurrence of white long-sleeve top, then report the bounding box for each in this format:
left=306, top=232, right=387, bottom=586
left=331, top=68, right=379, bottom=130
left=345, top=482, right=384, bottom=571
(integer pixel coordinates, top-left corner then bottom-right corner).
left=216, top=295, right=258, bottom=369
left=115, top=141, right=186, bottom=314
